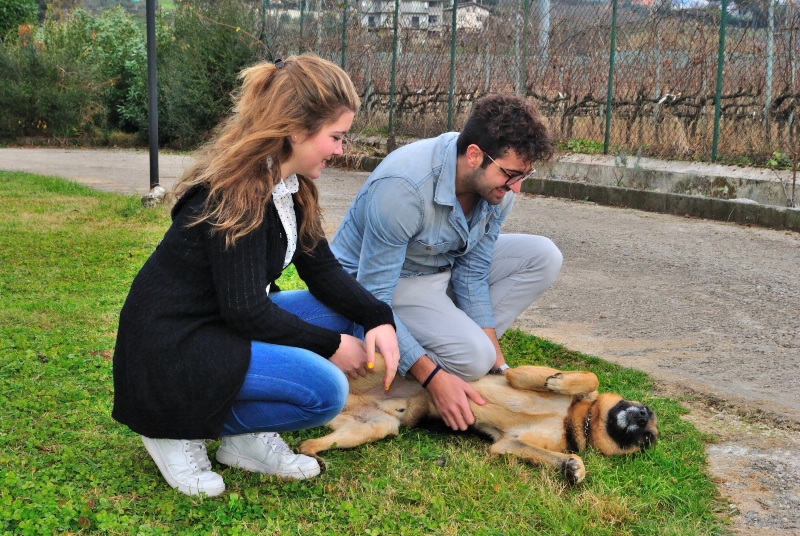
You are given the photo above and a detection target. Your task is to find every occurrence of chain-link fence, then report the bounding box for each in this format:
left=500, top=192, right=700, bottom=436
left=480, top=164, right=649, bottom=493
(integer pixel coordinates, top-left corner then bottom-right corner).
left=255, top=0, right=799, bottom=166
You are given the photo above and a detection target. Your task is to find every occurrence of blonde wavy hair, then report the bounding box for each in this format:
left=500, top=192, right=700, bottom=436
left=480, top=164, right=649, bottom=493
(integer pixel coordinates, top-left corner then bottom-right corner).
left=174, top=54, right=361, bottom=250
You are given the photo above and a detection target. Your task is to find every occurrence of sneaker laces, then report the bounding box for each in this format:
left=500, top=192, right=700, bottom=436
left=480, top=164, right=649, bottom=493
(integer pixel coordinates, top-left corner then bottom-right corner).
left=254, top=432, right=294, bottom=457
left=184, top=439, right=212, bottom=471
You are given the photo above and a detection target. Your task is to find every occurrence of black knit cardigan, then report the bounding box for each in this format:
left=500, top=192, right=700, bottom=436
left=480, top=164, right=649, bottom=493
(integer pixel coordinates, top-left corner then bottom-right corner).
left=112, top=185, right=395, bottom=439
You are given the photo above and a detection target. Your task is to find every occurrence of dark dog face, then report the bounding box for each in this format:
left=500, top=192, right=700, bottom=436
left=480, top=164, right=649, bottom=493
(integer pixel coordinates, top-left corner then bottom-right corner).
left=606, top=400, right=658, bottom=451
left=590, top=394, right=658, bottom=455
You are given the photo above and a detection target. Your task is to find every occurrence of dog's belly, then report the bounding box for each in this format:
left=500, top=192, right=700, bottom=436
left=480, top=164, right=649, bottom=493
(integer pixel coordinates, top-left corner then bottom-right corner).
left=457, top=379, right=572, bottom=448
left=350, top=375, right=425, bottom=400
left=513, top=421, right=569, bottom=452
left=474, top=409, right=570, bottom=446
left=474, top=380, right=574, bottom=418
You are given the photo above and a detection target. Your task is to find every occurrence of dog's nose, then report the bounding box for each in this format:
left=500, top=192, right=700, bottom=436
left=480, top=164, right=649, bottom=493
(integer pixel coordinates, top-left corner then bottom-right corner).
left=637, top=407, right=649, bottom=426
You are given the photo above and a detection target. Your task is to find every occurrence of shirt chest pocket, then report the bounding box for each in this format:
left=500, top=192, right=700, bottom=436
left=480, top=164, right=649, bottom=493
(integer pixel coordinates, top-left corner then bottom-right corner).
left=409, top=239, right=456, bottom=257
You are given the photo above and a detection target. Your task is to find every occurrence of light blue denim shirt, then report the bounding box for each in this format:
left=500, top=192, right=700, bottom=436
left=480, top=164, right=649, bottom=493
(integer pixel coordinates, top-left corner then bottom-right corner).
left=331, top=132, right=515, bottom=376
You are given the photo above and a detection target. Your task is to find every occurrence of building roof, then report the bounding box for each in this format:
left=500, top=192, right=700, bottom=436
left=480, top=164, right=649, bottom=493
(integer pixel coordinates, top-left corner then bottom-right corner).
left=443, top=1, right=491, bottom=13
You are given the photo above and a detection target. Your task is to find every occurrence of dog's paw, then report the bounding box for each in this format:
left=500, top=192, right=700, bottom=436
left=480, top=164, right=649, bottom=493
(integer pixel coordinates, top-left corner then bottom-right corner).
left=544, top=371, right=599, bottom=396
left=561, top=455, right=586, bottom=485
left=544, top=373, right=565, bottom=392
left=297, top=438, right=322, bottom=457
left=312, top=454, right=327, bottom=472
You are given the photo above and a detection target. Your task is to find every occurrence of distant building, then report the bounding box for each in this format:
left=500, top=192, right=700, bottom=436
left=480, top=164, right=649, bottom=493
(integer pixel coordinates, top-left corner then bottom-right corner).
left=359, top=0, right=393, bottom=29
left=358, top=0, right=488, bottom=32
left=443, top=1, right=490, bottom=31
left=426, top=1, right=443, bottom=29
left=360, top=0, right=435, bottom=30
left=271, top=8, right=303, bottom=19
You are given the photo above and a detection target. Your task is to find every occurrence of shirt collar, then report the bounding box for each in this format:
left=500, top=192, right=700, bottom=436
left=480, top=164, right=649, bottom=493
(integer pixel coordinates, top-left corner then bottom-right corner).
left=433, top=134, right=459, bottom=207
left=273, top=174, right=299, bottom=197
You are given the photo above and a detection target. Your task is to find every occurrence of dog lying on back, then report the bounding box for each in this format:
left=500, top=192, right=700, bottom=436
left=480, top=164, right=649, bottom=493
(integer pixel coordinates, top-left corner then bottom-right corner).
left=298, top=355, right=658, bottom=484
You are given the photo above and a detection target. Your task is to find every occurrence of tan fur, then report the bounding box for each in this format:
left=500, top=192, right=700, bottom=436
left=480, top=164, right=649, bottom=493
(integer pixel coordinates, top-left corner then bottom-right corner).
left=299, top=355, right=658, bottom=484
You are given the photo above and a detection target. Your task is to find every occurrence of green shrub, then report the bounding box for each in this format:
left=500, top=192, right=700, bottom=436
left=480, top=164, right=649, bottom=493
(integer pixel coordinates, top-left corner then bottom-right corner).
left=0, top=8, right=148, bottom=140
left=85, top=7, right=147, bottom=132
left=0, top=23, right=98, bottom=138
left=0, top=1, right=266, bottom=146
left=557, top=137, right=605, bottom=154
left=155, top=0, right=264, bottom=147
left=0, top=0, right=263, bottom=148
left=119, top=0, right=265, bottom=147
left=35, top=8, right=147, bottom=133
left=0, top=0, right=37, bottom=39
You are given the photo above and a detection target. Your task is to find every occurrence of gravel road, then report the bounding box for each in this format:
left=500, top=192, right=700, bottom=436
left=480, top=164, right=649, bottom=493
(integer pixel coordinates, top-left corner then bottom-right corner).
left=3, top=147, right=799, bottom=534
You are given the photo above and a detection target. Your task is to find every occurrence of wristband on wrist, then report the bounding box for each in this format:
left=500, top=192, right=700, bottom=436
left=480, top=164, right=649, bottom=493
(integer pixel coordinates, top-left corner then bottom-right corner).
left=421, top=364, right=442, bottom=388
left=491, top=363, right=510, bottom=374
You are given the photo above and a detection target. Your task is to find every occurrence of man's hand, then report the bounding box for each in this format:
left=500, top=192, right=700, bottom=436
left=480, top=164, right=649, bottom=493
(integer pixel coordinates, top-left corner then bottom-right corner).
left=426, top=370, right=486, bottom=430
left=410, top=356, right=485, bottom=431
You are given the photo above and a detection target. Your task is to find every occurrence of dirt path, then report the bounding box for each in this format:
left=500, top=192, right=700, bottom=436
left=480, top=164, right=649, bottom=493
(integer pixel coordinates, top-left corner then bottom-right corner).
left=3, top=148, right=799, bottom=534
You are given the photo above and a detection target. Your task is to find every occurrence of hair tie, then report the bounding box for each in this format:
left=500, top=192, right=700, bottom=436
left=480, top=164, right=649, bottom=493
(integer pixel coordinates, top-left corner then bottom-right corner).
left=274, top=58, right=284, bottom=69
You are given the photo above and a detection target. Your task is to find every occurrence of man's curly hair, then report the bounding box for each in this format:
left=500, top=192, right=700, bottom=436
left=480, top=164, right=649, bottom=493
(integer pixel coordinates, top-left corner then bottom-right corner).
left=456, top=94, right=553, bottom=166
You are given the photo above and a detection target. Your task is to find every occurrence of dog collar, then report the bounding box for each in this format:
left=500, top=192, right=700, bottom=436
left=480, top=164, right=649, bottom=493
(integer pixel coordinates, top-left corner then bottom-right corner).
left=583, top=411, right=591, bottom=441
left=583, top=401, right=596, bottom=447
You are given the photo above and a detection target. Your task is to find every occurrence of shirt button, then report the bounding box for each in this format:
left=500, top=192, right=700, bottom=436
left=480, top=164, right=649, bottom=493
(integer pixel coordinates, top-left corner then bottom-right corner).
left=438, top=267, right=447, bottom=273
left=426, top=246, right=432, bottom=250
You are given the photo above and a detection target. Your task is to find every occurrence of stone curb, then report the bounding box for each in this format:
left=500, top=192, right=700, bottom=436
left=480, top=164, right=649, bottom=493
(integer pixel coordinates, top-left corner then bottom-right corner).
left=522, top=178, right=800, bottom=233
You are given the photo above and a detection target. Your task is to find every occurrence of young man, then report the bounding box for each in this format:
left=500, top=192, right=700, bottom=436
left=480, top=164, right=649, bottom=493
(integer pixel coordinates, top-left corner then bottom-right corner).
left=330, top=94, right=562, bottom=431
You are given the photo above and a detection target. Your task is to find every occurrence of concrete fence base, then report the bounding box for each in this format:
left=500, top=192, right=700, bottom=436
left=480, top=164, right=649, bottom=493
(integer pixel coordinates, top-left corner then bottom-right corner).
left=522, top=178, right=800, bottom=233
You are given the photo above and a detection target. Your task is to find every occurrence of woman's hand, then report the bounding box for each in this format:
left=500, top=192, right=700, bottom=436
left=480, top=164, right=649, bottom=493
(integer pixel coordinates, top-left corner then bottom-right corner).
left=365, top=324, right=400, bottom=390
left=329, top=334, right=369, bottom=380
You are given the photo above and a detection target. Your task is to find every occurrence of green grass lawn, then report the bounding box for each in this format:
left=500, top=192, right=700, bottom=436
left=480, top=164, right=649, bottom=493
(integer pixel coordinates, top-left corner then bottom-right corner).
left=0, top=171, right=727, bottom=535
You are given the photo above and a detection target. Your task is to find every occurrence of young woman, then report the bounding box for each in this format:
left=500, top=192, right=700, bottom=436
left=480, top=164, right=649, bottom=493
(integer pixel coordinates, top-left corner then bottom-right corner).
left=112, top=55, right=400, bottom=497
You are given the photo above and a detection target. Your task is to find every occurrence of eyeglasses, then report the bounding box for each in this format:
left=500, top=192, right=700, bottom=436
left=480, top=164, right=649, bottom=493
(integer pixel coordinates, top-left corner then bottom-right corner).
left=482, top=151, right=536, bottom=187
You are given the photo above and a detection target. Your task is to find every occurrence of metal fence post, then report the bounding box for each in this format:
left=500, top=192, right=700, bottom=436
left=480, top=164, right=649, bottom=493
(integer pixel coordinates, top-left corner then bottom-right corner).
left=261, top=0, right=274, bottom=60
left=340, top=0, right=347, bottom=68
left=262, top=0, right=267, bottom=49
left=538, top=0, right=550, bottom=67
left=447, top=0, right=457, bottom=130
left=791, top=0, right=797, bottom=139
left=388, top=0, right=400, bottom=151
left=765, top=0, right=775, bottom=144
left=603, top=0, right=618, bottom=155
left=514, top=1, right=521, bottom=95
left=520, top=0, right=530, bottom=96
left=712, top=0, right=728, bottom=163
left=146, top=0, right=158, bottom=190
left=300, top=0, right=306, bottom=49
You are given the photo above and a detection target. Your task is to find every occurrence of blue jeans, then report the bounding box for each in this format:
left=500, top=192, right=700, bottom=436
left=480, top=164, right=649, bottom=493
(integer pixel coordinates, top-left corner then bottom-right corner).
left=219, top=290, right=358, bottom=436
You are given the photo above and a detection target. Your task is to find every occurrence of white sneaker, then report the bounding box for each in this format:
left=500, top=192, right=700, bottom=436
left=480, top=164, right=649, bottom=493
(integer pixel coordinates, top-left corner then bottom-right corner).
left=216, top=432, right=321, bottom=479
left=141, top=436, right=225, bottom=497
